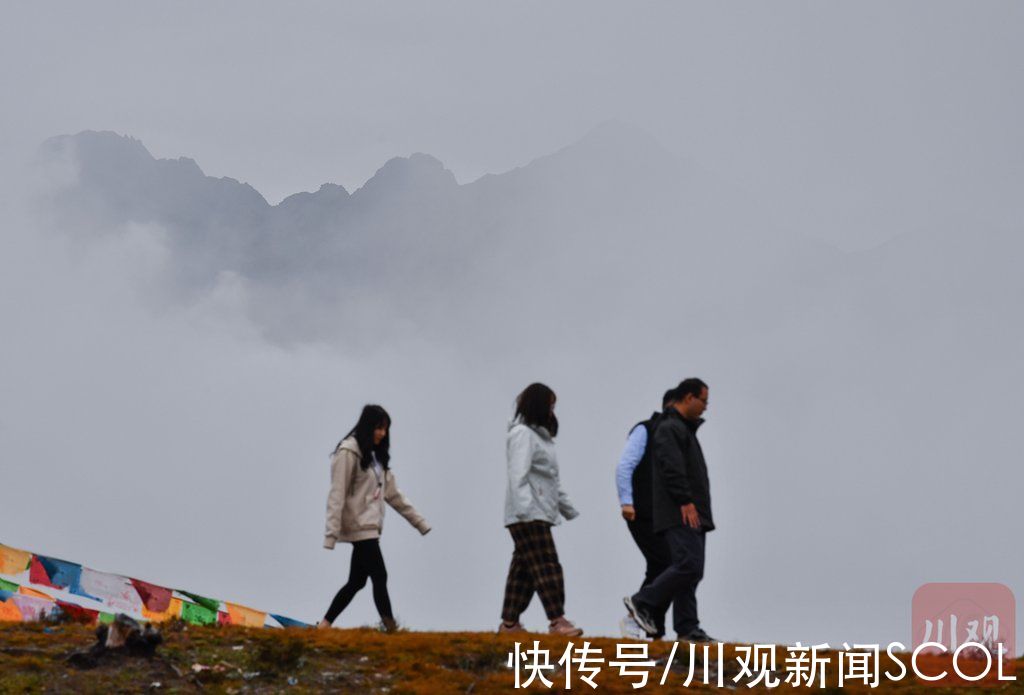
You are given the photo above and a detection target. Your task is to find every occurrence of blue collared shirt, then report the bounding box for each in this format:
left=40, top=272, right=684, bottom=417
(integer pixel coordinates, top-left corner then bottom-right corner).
left=615, top=425, right=648, bottom=506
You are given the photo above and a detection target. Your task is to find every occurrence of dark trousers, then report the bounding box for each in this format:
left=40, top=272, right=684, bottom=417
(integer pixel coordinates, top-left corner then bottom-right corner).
left=324, top=538, right=393, bottom=624
left=501, top=521, right=565, bottom=622
left=626, top=517, right=671, bottom=637
left=633, top=525, right=706, bottom=636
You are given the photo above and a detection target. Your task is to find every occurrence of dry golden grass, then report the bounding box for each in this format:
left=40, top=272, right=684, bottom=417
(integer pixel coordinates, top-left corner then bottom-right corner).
left=0, top=622, right=1021, bottom=693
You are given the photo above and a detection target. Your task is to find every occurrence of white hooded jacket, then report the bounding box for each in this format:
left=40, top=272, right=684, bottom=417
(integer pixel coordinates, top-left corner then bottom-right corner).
left=504, top=418, right=580, bottom=526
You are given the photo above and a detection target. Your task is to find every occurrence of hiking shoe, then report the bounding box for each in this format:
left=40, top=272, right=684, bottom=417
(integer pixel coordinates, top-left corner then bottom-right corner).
left=498, top=620, right=527, bottom=634
left=622, top=596, right=659, bottom=636
left=619, top=615, right=653, bottom=642
left=681, top=627, right=716, bottom=643
left=380, top=617, right=399, bottom=633
left=548, top=616, right=583, bottom=637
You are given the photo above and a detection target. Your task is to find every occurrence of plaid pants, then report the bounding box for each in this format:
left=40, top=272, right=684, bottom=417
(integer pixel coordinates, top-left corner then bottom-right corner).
left=501, top=521, right=565, bottom=622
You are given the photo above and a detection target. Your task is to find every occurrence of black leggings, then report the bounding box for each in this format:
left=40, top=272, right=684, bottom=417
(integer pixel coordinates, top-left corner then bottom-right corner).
left=324, top=538, right=393, bottom=624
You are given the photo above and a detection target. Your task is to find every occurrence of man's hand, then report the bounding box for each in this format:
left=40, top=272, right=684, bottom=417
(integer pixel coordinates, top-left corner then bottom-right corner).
left=680, top=503, right=700, bottom=528
left=621, top=504, right=636, bottom=521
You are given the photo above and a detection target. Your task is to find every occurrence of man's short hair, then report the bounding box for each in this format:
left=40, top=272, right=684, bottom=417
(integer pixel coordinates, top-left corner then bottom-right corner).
left=674, top=378, right=708, bottom=401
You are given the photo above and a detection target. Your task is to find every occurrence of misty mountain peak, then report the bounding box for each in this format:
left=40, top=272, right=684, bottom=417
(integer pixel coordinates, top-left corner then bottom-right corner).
left=356, top=152, right=457, bottom=199
left=39, top=130, right=269, bottom=212
left=172, top=156, right=204, bottom=176
left=553, top=120, right=678, bottom=175
left=40, top=130, right=154, bottom=172
left=277, top=182, right=350, bottom=209
left=467, top=120, right=680, bottom=199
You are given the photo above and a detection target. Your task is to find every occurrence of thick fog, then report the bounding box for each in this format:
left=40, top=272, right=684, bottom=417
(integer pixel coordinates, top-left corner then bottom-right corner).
left=1, top=2, right=1021, bottom=650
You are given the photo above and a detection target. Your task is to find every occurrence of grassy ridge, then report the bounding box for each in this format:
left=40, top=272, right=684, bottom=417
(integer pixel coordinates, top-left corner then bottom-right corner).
left=1, top=622, right=1022, bottom=693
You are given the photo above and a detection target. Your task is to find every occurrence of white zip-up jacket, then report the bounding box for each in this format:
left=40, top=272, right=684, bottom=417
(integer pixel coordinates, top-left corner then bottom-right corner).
left=324, top=437, right=430, bottom=548
left=504, top=418, right=580, bottom=526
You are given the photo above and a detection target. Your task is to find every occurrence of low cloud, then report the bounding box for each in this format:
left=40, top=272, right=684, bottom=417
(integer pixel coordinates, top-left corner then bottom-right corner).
left=2, top=123, right=1021, bottom=647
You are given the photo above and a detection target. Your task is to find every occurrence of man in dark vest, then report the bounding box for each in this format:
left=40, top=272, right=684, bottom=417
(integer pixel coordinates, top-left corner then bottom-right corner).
left=615, top=388, right=676, bottom=639
left=624, top=377, right=716, bottom=642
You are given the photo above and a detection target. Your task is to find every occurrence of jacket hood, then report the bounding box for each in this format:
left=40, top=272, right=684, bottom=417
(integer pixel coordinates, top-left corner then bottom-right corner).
left=508, top=416, right=553, bottom=441
left=335, top=436, right=362, bottom=457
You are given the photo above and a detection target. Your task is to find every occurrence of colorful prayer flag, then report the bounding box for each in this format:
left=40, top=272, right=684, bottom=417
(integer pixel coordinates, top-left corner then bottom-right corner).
left=270, top=613, right=310, bottom=628
left=4, top=545, right=290, bottom=631
left=225, top=602, right=267, bottom=628
left=141, top=597, right=182, bottom=623
left=180, top=601, right=218, bottom=626
left=0, top=599, right=23, bottom=622
left=0, top=545, right=31, bottom=574
left=179, top=591, right=220, bottom=613
left=130, top=578, right=172, bottom=612
left=56, top=600, right=99, bottom=624
left=30, top=555, right=84, bottom=591
left=10, top=595, right=57, bottom=621
left=18, top=586, right=53, bottom=601
left=77, top=568, right=143, bottom=614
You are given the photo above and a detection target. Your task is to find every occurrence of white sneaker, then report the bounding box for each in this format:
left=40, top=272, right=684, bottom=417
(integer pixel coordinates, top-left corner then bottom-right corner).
left=619, top=615, right=653, bottom=642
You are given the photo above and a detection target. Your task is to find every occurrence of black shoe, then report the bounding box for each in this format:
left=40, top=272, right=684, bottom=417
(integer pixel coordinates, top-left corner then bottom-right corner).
left=622, top=596, right=659, bottom=636
left=681, top=627, right=716, bottom=643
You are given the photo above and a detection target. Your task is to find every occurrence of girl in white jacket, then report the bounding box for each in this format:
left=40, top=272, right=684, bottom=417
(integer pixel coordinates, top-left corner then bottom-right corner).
left=499, top=383, right=583, bottom=636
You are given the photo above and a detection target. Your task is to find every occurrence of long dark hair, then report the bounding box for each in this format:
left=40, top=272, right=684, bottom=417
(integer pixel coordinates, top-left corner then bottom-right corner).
left=333, top=404, right=391, bottom=470
left=515, top=383, right=558, bottom=437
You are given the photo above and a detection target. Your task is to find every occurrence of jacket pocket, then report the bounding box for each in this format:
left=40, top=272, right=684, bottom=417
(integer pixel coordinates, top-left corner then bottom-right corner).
left=530, top=480, right=558, bottom=520
left=356, top=497, right=380, bottom=528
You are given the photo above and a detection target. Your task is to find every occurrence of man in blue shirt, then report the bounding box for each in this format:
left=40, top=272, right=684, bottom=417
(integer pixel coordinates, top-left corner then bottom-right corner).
left=615, top=388, right=676, bottom=639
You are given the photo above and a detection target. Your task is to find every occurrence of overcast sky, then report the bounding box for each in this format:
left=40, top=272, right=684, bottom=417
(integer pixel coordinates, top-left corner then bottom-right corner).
left=1, top=1, right=1021, bottom=652
left=4, top=1, right=1022, bottom=248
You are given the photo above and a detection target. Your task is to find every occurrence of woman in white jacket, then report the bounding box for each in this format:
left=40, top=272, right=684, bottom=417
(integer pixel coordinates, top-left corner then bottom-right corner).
left=319, top=405, right=430, bottom=632
left=499, top=383, right=583, bottom=636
